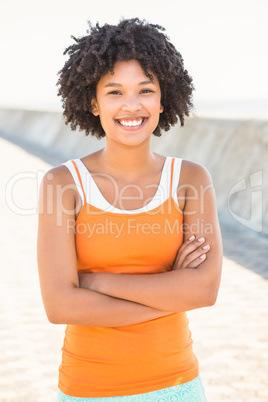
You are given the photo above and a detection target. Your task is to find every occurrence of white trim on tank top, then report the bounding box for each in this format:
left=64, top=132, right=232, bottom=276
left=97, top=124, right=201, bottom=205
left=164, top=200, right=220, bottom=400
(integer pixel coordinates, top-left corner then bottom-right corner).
left=62, top=157, right=182, bottom=214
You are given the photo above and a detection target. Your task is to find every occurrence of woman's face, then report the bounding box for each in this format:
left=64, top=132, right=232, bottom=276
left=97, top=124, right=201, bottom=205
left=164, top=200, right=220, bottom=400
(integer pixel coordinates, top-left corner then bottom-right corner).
left=91, top=59, right=163, bottom=147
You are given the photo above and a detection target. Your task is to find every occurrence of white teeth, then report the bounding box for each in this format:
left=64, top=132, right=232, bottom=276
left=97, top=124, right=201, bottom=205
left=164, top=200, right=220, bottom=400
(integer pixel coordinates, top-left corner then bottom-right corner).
left=118, top=118, right=144, bottom=127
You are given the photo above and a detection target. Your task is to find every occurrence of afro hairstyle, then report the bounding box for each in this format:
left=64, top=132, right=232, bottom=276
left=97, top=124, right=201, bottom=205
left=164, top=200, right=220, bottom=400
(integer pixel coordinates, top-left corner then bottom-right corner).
left=57, top=18, right=194, bottom=139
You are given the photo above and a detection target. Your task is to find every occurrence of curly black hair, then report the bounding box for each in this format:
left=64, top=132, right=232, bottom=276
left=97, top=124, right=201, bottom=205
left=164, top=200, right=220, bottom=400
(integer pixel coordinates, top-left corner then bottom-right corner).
left=57, top=18, right=194, bottom=139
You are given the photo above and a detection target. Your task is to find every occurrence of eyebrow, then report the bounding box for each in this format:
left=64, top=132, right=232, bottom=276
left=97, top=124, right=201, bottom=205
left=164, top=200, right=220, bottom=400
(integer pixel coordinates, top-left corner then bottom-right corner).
left=104, top=80, right=156, bottom=88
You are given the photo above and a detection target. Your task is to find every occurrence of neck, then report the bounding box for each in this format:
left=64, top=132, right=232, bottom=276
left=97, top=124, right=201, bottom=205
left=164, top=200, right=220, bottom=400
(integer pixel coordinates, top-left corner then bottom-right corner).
left=100, top=138, right=155, bottom=175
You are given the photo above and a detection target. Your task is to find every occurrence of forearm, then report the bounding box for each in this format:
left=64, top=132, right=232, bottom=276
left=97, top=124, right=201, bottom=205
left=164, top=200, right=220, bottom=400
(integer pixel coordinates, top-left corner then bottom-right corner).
left=46, top=286, right=172, bottom=327
left=81, top=266, right=220, bottom=313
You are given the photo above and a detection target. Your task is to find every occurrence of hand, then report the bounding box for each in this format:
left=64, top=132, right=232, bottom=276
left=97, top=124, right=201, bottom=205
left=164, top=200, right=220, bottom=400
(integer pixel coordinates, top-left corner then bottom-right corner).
left=173, top=235, right=210, bottom=270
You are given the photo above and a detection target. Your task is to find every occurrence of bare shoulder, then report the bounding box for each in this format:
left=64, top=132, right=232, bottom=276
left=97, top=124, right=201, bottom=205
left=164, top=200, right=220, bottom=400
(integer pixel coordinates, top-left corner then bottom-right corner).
left=41, top=164, right=74, bottom=187
left=177, top=160, right=214, bottom=212
left=180, top=159, right=213, bottom=187
left=39, top=164, right=82, bottom=216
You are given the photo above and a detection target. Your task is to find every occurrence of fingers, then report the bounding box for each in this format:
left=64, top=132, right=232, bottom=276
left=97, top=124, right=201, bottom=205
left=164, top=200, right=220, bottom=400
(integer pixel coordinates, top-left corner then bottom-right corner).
left=178, top=234, right=196, bottom=253
left=182, top=244, right=210, bottom=269
left=187, top=255, right=206, bottom=268
left=175, top=236, right=205, bottom=264
left=174, top=235, right=210, bottom=269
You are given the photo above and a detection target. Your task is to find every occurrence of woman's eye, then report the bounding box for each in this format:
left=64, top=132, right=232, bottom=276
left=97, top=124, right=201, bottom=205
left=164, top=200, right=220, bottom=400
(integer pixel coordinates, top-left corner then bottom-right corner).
left=108, top=91, right=122, bottom=95
left=140, top=89, right=154, bottom=94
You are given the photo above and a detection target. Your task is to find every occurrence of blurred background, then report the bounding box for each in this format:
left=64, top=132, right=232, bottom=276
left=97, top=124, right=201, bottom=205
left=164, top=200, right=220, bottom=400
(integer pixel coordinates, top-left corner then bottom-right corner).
left=0, top=0, right=268, bottom=117
left=0, top=0, right=267, bottom=401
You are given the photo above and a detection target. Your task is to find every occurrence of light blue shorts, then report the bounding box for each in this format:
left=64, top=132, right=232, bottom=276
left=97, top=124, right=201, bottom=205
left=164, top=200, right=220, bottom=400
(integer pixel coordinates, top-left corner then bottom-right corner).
left=57, top=375, right=207, bottom=401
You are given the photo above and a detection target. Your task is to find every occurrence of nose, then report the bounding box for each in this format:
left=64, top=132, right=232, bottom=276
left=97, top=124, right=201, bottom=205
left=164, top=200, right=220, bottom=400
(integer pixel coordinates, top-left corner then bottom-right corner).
left=121, top=94, right=142, bottom=113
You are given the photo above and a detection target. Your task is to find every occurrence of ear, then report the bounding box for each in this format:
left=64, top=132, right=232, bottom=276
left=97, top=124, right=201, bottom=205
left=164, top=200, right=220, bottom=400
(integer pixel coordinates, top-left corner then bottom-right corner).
left=160, top=104, right=164, bottom=113
left=91, top=98, right=99, bottom=116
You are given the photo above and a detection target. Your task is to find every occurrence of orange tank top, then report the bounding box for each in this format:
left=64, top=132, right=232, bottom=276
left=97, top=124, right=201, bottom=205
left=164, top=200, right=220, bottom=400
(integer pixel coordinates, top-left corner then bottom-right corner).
left=58, top=157, right=199, bottom=398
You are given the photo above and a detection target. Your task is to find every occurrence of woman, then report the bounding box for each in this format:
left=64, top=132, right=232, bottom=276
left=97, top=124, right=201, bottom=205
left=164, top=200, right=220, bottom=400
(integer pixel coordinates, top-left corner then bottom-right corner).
left=37, top=18, right=222, bottom=401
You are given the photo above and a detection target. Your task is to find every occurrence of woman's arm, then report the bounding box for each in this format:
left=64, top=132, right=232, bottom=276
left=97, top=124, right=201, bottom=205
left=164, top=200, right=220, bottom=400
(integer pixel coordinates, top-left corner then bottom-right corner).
left=37, top=167, right=172, bottom=327
left=78, top=162, right=223, bottom=313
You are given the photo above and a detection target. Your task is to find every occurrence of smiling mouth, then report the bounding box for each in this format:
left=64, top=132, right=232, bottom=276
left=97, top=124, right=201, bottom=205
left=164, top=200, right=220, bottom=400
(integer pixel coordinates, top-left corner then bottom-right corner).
left=116, top=118, right=147, bottom=128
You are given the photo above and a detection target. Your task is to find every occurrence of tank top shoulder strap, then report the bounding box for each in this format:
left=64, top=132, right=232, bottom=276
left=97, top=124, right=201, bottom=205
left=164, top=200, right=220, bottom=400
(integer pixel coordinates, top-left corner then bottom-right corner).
left=169, top=157, right=175, bottom=198
left=62, top=159, right=86, bottom=205
left=169, top=157, right=183, bottom=205
left=71, top=160, right=87, bottom=203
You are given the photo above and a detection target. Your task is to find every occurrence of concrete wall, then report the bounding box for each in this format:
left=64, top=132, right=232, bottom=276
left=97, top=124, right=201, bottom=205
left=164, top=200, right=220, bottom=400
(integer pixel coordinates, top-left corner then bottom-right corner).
left=0, top=108, right=267, bottom=235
